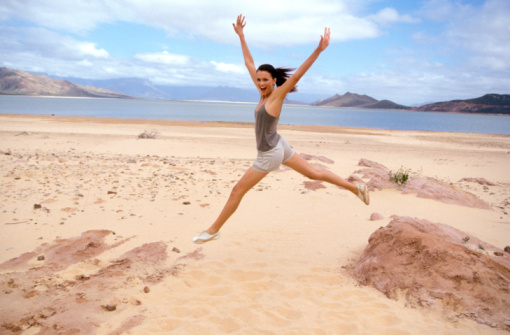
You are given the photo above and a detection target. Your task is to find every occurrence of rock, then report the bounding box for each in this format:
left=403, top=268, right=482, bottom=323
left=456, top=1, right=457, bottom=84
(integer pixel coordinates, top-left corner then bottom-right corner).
left=182, top=201, right=191, bottom=205
left=303, top=180, right=326, bottom=191
left=101, top=304, right=116, bottom=312
left=144, top=286, right=150, bottom=293
left=355, top=216, right=510, bottom=330
left=34, top=204, right=42, bottom=210
left=37, top=255, right=45, bottom=261
left=40, top=307, right=56, bottom=319
left=353, top=159, right=491, bottom=210
left=358, top=158, right=388, bottom=170
left=172, top=247, right=181, bottom=253
left=369, top=213, right=384, bottom=221
left=505, top=246, right=510, bottom=253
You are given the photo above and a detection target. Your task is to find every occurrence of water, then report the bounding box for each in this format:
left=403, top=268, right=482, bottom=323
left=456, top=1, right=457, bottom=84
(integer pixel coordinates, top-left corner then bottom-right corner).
left=1, top=95, right=509, bottom=135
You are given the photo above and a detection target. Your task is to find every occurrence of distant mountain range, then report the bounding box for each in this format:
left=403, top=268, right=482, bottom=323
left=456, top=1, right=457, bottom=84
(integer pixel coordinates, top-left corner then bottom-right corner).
left=0, top=67, right=131, bottom=99
left=412, top=94, right=510, bottom=115
left=1, top=67, right=509, bottom=114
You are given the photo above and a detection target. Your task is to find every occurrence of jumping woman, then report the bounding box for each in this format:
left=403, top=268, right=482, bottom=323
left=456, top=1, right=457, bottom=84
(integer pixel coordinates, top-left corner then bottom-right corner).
left=193, top=15, right=369, bottom=244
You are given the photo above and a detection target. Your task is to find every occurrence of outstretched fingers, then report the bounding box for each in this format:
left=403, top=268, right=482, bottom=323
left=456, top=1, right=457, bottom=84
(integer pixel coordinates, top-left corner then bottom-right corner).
left=319, top=27, right=331, bottom=51
left=233, top=14, right=246, bottom=34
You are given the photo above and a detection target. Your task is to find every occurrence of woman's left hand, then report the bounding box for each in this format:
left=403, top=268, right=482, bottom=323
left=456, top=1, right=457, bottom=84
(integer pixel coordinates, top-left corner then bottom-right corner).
left=318, top=27, right=330, bottom=52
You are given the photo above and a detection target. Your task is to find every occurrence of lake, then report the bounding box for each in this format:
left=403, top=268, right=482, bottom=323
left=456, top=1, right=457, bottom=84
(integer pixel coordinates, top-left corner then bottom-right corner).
left=1, top=95, right=509, bottom=135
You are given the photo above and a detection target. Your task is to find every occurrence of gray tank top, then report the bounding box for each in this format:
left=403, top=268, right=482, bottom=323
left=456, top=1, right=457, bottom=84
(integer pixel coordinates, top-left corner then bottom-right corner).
left=255, top=102, right=281, bottom=152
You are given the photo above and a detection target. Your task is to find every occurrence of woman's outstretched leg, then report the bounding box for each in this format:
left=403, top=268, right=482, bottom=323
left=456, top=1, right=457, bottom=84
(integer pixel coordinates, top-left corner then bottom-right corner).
left=283, top=153, right=369, bottom=204
left=193, top=167, right=267, bottom=243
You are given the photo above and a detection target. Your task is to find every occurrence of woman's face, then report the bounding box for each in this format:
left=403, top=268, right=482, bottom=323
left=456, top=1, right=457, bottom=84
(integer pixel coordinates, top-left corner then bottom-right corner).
left=256, top=70, right=277, bottom=97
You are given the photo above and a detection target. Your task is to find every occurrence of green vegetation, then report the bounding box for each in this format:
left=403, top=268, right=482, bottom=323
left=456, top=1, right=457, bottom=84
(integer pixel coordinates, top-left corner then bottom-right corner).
left=389, top=166, right=410, bottom=185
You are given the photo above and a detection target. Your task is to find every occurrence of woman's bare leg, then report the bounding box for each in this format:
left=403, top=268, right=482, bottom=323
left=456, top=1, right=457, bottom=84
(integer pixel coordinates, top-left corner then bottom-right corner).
left=283, top=153, right=359, bottom=195
left=206, top=167, right=268, bottom=234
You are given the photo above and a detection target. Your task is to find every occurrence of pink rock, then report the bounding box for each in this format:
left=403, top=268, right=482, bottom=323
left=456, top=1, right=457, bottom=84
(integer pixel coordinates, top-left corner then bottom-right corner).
left=353, top=159, right=491, bottom=210
left=370, top=213, right=384, bottom=221
left=355, top=216, right=510, bottom=330
left=458, top=177, right=497, bottom=186
left=303, top=180, right=326, bottom=191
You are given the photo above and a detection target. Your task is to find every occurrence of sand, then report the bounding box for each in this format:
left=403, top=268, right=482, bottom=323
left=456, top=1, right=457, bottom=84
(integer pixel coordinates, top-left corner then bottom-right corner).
left=0, top=114, right=509, bottom=334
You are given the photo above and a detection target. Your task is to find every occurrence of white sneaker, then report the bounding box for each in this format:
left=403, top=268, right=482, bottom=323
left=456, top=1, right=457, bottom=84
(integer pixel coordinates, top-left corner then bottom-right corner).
left=193, top=231, right=220, bottom=244
left=357, top=184, right=370, bottom=205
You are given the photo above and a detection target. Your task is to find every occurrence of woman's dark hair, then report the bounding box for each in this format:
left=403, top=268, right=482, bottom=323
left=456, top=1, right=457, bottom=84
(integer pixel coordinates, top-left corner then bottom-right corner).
left=257, top=64, right=297, bottom=93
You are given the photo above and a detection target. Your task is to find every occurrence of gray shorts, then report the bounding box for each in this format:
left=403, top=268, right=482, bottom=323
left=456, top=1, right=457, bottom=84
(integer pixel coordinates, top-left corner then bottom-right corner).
left=252, top=137, right=295, bottom=173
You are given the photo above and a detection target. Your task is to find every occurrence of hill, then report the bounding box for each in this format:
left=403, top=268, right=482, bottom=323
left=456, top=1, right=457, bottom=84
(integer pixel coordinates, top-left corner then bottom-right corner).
left=0, top=67, right=132, bottom=99
left=413, top=94, right=510, bottom=114
left=312, top=92, right=410, bottom=110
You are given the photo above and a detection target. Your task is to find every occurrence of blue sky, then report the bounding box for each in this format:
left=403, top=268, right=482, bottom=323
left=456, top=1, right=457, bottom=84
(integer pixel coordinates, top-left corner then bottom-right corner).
left=1, top=0, right=509, bottom=105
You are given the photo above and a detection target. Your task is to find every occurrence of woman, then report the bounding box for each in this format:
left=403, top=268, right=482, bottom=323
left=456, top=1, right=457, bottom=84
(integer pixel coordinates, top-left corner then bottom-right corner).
left=193, top=15, right=369, bottom=244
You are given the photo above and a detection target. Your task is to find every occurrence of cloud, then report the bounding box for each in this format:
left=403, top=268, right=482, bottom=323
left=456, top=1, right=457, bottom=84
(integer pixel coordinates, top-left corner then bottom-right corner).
left=418, top=0, right=510, bottom=72
left=77, top=42, right=109, bottom=58
left=135, top=51, right=190, bottom=66
left=368, top=8, right=420, bottom=25
left=0, top=0, right=122, bottom=34
left=0, top=0, right=383, bottom=46
left=420, top=0, right=456, bottom=21
left=210, top=61, right=245, bottom=74
left=448, top=0, right=510, bottom=71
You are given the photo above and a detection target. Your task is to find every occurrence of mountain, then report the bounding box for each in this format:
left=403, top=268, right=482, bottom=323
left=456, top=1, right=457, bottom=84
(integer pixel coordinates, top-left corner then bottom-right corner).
left=312, top=92, right=410, bottom=110
left=413, top=94, right=510, bottom=114
left=0, top=67, right=132, bottom=99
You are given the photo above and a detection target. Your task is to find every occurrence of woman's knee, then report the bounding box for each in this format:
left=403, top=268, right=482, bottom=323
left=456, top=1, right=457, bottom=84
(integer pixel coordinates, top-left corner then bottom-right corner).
left=230, top=182, right=249, bottom=200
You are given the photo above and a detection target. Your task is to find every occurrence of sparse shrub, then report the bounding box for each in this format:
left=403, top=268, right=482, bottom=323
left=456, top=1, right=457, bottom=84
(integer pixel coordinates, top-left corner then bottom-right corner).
left=138, top=129, right=159, bottom=139
left=389, top=166, right=410, bottom=185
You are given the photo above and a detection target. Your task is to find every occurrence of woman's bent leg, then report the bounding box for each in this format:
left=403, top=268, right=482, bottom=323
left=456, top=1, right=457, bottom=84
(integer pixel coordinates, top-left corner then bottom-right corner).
left=207, top=167, right=267, bottom=234
left=283, top=153, right=359, bottom=195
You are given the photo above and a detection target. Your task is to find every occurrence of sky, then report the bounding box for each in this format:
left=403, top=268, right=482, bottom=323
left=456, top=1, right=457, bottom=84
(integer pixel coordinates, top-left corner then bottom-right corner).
left=1, top=0, right=509, bottom=105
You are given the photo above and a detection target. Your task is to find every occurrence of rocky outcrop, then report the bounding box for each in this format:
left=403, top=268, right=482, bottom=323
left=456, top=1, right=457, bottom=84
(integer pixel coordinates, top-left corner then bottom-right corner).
left=351, top=159, right=491, bottom=210
left=0, top=230, right=203, bottom=334
left=413, top=94, right=510, bottom=115
left=355, top=216, right=510, bottom=330
left=458, top=177, right=497, bottom=186
left=312, top=92, right=410, bottom=110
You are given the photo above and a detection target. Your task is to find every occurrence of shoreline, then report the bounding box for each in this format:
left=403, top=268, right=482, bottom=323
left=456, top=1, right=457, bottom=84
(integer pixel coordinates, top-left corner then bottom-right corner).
left=2, top=113, right=510, bottom=137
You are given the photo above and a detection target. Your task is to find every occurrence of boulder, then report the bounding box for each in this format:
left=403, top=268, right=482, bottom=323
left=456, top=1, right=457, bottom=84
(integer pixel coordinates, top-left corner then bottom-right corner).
left=354, top=216, right=510, bottom=330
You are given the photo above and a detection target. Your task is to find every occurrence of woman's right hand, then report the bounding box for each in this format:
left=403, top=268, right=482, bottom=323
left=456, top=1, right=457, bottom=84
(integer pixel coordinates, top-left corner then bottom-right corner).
left=318, top=27, right=331, bottom=52
left=232, top=14, right=246, bottom=36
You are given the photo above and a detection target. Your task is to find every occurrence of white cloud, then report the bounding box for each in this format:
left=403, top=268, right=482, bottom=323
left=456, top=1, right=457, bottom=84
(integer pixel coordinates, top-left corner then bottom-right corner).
left=368, top=8, right=420, bottom=25
left=77, top=42, right=109, bottom=58
left=448, top=0, right=510, bottom=71
left=416, top=0, right=510, bottom=72
left=135, top=51, right=190, bottom=66
left=210, top=61, right=245, bottom=74
left=0, top=0, right=383, bottom=46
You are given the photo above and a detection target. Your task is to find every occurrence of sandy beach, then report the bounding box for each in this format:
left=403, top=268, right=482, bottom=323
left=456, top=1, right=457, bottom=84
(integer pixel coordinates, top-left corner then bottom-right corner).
left=0, top=114, right=509, bottom=334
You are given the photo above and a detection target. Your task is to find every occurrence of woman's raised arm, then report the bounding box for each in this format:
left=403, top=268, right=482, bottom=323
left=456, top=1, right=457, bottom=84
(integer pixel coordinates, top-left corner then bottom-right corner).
left=233, top=15, right=257, bottom=86
left=272, top=28, right=331, bottom=101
